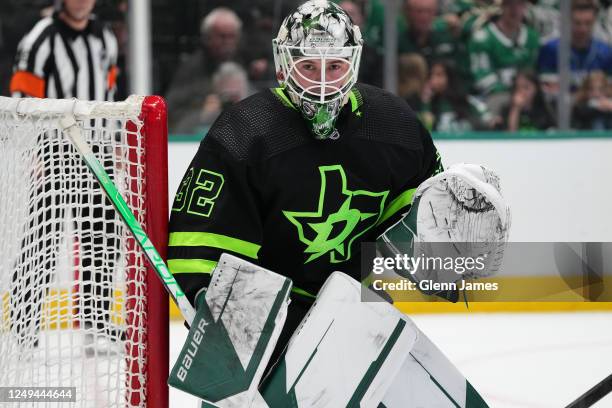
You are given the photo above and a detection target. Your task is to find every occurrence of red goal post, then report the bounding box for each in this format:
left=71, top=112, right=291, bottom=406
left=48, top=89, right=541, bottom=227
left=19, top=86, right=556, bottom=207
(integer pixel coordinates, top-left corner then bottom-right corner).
left=135, top=96, right=170, bottom=408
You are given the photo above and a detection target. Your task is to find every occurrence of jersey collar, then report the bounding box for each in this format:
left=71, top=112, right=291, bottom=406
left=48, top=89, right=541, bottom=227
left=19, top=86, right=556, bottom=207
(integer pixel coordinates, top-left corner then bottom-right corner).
left=489, top=21, right=527, bottom=48
left=272, top=86, right=363, bottom=116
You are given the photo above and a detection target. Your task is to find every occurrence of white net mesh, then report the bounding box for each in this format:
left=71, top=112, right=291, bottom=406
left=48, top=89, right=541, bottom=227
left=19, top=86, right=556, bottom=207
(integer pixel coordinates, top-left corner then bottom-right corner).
left=0, top=96, right=155, bottom=407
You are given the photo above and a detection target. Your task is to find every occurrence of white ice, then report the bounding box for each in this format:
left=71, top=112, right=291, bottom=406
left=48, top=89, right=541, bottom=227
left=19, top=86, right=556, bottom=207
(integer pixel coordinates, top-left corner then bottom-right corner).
left=169, top=311, right=612, bottom=408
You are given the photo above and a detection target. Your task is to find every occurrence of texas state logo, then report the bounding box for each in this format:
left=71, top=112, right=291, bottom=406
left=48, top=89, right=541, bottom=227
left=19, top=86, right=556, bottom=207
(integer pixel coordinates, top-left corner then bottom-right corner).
left=283, top=165, right=389, bottom=264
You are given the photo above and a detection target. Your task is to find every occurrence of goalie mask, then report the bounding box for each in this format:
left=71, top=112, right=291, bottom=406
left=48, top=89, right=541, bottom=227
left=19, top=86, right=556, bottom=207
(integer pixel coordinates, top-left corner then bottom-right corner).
left=273, top=0, right=363, bottom=139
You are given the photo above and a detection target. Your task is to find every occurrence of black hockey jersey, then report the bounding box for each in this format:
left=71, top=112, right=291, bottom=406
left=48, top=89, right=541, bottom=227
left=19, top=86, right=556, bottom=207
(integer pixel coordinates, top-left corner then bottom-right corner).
left=168, top=83, right=443, bottom=305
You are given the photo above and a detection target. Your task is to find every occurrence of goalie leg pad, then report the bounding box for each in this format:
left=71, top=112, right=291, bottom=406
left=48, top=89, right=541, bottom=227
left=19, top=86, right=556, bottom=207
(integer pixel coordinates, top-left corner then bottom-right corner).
left=261, top=273, right=490, bottom=407
left=381, top=318, right=489, bottom=408
left=261, top=272, right=417, bottom=408
left=168, top=254, right=291, bottom=407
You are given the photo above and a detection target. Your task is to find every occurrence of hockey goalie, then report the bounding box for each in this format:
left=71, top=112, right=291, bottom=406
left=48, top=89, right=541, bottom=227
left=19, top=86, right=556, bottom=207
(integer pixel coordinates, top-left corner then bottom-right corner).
left=168, top=162, right=510, bottom=407
left=166, top=1, right=510, bottom=406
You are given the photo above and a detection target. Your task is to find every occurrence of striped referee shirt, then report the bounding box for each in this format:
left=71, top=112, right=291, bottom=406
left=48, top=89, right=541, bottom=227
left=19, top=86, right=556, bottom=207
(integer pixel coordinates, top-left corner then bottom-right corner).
left=10, top=12, right=118, bottom=101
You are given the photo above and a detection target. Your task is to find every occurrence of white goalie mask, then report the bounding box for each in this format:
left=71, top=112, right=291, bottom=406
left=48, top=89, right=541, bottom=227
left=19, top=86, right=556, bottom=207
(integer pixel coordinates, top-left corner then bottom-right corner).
left=273, top=0, right=363, bottom=139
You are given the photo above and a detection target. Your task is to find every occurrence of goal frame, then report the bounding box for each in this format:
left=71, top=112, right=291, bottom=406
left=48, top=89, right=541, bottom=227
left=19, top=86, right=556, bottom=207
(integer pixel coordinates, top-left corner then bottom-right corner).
left=137, top=95, right=169, bottom=408
left=0, top=95, right=170, bottom=408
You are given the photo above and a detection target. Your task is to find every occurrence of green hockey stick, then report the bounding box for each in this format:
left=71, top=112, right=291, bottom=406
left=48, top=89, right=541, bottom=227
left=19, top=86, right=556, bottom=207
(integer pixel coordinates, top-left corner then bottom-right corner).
left=59, top=115, right=196, bottom=324
left=60, top=116, right=274, bottom=408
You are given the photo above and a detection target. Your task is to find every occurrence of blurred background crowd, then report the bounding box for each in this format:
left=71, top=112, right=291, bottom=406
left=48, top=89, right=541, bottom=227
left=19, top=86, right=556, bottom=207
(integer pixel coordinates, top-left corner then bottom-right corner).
left=1, top=0, right=611, bottom=134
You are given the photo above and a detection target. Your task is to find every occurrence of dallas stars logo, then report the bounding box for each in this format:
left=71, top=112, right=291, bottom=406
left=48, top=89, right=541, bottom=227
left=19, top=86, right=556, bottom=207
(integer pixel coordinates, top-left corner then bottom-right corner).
left=283, top=165, right=388, bottom=264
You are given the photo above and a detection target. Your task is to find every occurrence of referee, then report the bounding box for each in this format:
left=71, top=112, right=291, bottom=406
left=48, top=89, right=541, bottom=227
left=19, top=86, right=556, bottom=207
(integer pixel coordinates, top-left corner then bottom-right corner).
left=10, top=0, right=118, bottom=100
left=9, top=0, right=122, bottom=347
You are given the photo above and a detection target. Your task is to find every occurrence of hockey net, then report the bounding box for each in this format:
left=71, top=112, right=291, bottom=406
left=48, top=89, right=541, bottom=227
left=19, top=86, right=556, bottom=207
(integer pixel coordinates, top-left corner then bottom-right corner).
left=0, top=96, right=169, bottom=407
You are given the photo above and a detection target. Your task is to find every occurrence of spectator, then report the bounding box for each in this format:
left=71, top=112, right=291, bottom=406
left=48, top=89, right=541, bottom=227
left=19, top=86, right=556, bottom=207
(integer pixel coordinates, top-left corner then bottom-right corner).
left=594, top=0, right=612, bottom=44
left=198, top=0, right=302, bottom=79
left=457, top=2, right=501, bottom=36
left=440, top=0, right=496, bottom=15
left=173, top=62, right=251, bottom=133
left=164, top=8, right=245, bottom=132
left=499, top=70, right=556, bottom=131
left=421, top=60, right=495, bottom=132
left=339, top=0, right=383, bottom=87
left=400, top=0, right=461, bottom=65
left=397, top=53, right=428, bottom=113
left=468, top=0, right=539, bottom=114
left=572, top=70, right=612, bottom=129
left=445, top=1, right=500, bottom=84
left=363, top=0, right=408, bottom=50
left=364, top=0, right=464, bottom=76
left=538, top=0, right=612, bottom=95
left=526, top=0, right=560, bottom=43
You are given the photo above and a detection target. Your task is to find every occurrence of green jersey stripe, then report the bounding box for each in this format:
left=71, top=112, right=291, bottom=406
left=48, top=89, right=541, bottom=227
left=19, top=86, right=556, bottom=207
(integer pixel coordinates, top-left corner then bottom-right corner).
left=169, top=232, right=261, bottom=259
left=377, top=188, right=416, bottom=226
left=168, top=258, right=217, bottom=274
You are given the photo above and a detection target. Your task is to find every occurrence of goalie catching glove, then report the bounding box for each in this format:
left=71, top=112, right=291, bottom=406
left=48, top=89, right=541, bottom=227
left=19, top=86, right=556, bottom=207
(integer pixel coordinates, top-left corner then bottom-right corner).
left=377, top=163, right=511, bottom=301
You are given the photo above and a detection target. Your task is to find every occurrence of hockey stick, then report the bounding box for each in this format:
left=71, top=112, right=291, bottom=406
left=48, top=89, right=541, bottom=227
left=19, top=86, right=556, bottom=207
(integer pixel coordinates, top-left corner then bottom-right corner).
left=59, top=116, right=275, bottom=408
left=59, top=115, right=196, bottom=324
left=565, top=373, right=612, bottom=408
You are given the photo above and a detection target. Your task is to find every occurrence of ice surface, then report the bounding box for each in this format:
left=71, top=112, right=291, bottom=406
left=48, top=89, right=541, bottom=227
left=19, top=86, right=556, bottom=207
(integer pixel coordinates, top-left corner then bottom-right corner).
left=169, top=312, right=612, bottom=408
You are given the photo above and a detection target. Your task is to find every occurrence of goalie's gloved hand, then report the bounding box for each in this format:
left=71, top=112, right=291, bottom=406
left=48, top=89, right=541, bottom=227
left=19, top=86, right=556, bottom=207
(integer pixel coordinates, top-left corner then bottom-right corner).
left=377, top=163, right=511, bottom=300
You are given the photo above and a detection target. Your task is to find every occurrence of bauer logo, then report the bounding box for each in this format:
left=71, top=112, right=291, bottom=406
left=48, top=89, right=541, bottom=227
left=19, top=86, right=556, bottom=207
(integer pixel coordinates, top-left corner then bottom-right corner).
left=177, top=316, right=208, bottom=382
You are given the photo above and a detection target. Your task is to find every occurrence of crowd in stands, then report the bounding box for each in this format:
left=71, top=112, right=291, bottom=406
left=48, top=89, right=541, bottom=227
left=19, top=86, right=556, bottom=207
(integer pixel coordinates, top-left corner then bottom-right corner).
left=387, top=0, right=612, bottom=132
left=2, top=0, right=612, bottom=134
left=162, top=0, right=612, bottom=133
